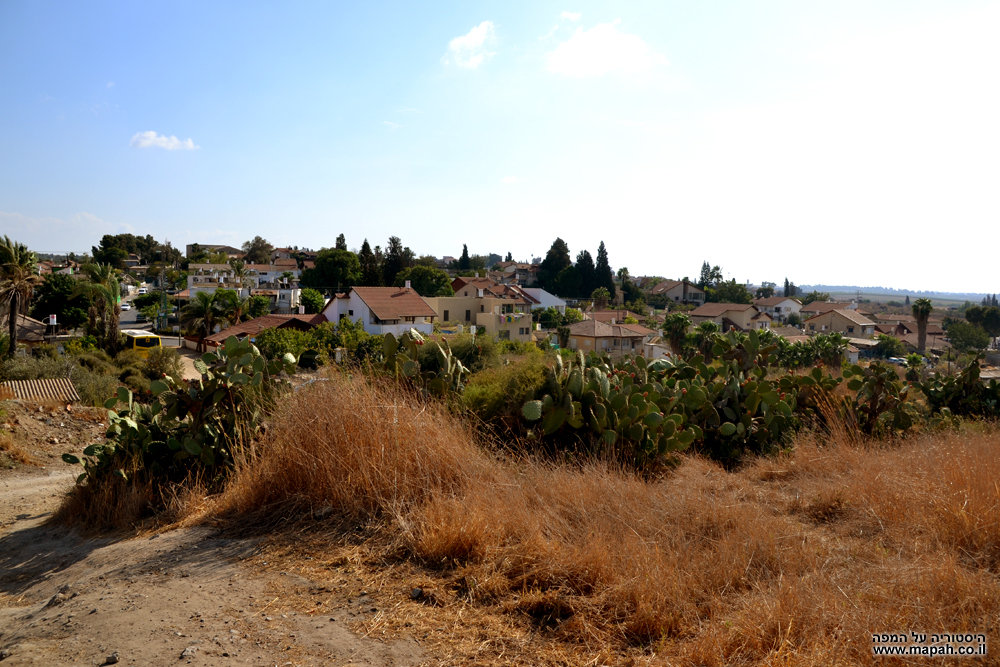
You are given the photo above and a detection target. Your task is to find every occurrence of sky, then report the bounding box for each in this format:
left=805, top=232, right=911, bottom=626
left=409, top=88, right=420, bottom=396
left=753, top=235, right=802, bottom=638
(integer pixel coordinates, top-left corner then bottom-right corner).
left=1, top=1, right=998, bottom=293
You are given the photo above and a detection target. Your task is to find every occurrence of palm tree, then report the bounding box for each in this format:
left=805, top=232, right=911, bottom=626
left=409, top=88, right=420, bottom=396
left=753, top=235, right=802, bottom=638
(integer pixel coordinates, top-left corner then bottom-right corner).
left=694, top=321, right=721, bottom=360
left=228, top=259, right=254, bottom=294
left=217, top=290, right=250, bottom=326
left=181, top=291, right=221, bottom=352
left=591, top=287, right=610, bottom=311
left=77, top=263, right=122, bottom=353
left=912, top=298, right=933, bottom=353
left=662, top=312, right=692, bottom=357
left=0, top=237, right=42, bottom=360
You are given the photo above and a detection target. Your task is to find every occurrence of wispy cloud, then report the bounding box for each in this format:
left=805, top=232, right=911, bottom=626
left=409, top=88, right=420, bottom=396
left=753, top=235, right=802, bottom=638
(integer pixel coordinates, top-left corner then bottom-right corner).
left=107, top=81, right=115, bottom=88
left=540, top=25, right=559, bottom=40
left=546, top=19, right=667, bottom=76
left=382, top=120, right=400, bottom=130
left=561, top=11, right=581, bottom=21
left=500, top=175, right=519, bottom=184
left=130, top=131, right=199, bottom=150
left=444, top=21, right=496, bottom=68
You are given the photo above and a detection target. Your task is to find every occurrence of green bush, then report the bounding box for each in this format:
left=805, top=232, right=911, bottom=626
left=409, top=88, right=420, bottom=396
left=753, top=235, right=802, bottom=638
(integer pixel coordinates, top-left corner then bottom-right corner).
left=0, top=355, right=75, bottom=381
left=254, top=327, right=315, bottom=361
left=34, top=343, right=59, bottom=359
left=72, top=368, right=120, bottom=407
left=143, top=346, right=184, bottom=381
left=63, top=335, right=98, bottom=355
left=464, top=354, right=548, bottom=425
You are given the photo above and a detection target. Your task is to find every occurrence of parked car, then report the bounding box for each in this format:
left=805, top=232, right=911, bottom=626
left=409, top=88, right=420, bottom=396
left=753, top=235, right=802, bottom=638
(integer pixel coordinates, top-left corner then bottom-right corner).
left=135, top=312, right=147, bottom=323
left=120, top=303, right=132, bottom=311
left=137, top=287, right=148, bottom=295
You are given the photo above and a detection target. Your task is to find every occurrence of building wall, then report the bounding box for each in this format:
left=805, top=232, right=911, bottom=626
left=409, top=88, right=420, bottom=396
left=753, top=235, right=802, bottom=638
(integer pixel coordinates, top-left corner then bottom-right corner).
left=805, top=312, right=875, bottom=338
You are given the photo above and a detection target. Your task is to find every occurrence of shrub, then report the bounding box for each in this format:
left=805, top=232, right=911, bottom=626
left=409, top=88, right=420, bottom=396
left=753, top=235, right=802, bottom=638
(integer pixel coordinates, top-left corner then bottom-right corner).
left=253, top=327, right=315, bottom=361
left=72, top=368, right=120, bottom=407
left=463, top=354, right=548, bottom=426
left=143, top=346, right=183, bottom=381
left=34, top=343, right=59, bottom=359
left=0, top=354, right=75, bottom=381
left=63, top=335, right=98, bottom=355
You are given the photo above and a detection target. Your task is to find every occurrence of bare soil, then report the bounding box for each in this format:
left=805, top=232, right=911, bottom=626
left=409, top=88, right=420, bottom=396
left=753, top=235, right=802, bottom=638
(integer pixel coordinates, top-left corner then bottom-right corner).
left=0, top=401, right=424, bottom=667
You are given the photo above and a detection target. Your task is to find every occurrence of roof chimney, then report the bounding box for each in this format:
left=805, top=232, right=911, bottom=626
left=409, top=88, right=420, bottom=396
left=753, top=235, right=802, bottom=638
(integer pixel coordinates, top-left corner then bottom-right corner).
left=405, top=280, right=411, bottom=290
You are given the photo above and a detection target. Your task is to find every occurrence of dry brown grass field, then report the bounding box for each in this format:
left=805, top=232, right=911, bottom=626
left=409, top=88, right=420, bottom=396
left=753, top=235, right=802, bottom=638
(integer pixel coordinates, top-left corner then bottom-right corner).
left=206, top=374, right=1000, bottom=666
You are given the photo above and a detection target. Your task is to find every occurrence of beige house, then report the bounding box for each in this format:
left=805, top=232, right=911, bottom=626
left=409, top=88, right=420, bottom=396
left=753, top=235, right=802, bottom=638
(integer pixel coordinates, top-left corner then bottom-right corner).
left=803, top=309, right=876, bottom=338
left=648, top=279, right=705, bottom=305
left=426, top=282, right=538, bottom=343
left=566, top=320, right=653, bottom=358
left=690, top=303, right=771, bottom=331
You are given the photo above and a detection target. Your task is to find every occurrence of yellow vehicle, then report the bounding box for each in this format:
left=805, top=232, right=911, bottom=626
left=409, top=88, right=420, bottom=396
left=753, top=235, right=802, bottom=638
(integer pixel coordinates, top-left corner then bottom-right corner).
left=122, top=330, right=162, bottom=358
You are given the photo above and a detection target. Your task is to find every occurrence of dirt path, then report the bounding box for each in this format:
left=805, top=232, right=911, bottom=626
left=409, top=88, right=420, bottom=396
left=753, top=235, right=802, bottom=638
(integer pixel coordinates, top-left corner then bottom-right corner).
left=0, top=403, right=424, bottom=667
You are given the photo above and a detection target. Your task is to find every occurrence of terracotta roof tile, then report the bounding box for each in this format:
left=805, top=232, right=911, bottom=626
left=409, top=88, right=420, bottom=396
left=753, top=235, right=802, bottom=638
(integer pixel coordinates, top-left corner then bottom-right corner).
left=350, top=287, right=437, bottom=321
left=690, top=303, right=757, bottom=317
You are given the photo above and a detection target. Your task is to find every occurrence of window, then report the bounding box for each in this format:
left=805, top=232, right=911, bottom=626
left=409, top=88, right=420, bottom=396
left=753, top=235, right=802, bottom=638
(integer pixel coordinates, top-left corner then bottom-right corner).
left=348, top=310, right=353, bottom=317
left=465, top=309, right=471, bottom=322
left=809, top=324, right=815, bottom=331
left=570, top=338, right=578, bottom=349
left=443, top=310, right=449, bottom=321
left=847, top=326, right=854, bottom=333
left=480, top=305, right=484, bottom=312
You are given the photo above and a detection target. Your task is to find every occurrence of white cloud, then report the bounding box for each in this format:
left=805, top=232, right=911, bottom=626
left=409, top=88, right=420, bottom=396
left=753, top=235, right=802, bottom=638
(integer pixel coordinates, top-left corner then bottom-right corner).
left=540, top=25, right=559, bottom=40
left=444, top=21, right=496, bottom=68
left=500, top=175, right=519, bottom=184
left=561, top=11, right=581, bottom=21
left=382, top=120, right=400, bottom=130
left=129, top=130, right=199, bottom=150
left=107, top=81, right=114, bottom=88
left=546, top=19, right=668, bottom=76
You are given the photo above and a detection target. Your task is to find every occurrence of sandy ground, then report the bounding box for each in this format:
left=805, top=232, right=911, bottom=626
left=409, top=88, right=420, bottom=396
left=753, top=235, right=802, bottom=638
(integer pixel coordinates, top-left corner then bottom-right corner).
left=0, top=402, right=424, bottom=667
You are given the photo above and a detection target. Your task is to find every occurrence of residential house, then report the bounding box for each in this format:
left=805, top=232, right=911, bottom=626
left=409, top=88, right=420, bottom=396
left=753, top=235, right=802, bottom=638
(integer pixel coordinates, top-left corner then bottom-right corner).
left=893, top=322, right=946, bottom=338
left=0, top=312, right=47, bottom=351
left=690, top=303, right=771, bottom=331
left=803, top=309, right=876, bottom=338
left=588, top=309, right=646, bottom=324
left=754, top=296, right=802, bottom=323
left=271, top=247, right=317, bottom=262
left=187, top=264, right=246, bottom=296
left=426, top=281, right=538, bottom=343
left=203, top=314, right=322, bottom=349
left=565, top=320, right=653, bottom=358
left=491, top=262, right=540, bottom=286
left=320, top=285, right=437, bottom=336
left=799, top=301, right=860, bottom=319
left=648, top=280, right=705, bottom=305
left=520, top=287, right=567, bottom=315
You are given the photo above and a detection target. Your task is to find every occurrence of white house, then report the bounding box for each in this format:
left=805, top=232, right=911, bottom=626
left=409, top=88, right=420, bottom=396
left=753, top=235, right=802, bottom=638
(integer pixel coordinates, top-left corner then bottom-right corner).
left=320, top=285, right=437, bottom=336
left=753, top=296, right=802, bottom=322
left=521, top=287, right=567, bottom=315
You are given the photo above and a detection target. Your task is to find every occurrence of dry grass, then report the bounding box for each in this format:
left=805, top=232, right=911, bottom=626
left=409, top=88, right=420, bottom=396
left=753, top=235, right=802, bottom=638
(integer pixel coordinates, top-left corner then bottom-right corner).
left=207, top=374, right=1000, bottom=665
left=0, top=431, right=33, bottom=467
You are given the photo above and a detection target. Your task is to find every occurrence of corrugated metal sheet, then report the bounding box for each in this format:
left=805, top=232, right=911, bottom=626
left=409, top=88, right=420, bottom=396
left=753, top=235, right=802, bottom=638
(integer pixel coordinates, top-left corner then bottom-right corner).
left=0, top=378, right=81, bottom=403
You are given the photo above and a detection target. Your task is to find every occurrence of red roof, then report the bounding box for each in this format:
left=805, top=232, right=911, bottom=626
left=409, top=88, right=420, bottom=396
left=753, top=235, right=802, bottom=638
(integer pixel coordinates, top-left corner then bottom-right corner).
left=205, top=314, right=322, bottom=344
left=690, top=303, right=757, bottom=317
left=567, top=319, right=648, bottom=338
left=346, top=287, right=437, bottom=321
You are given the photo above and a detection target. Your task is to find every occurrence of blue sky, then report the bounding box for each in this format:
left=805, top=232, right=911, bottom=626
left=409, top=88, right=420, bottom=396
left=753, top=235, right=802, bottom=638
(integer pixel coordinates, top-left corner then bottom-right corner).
left=1, top=1, right=997, bottom=292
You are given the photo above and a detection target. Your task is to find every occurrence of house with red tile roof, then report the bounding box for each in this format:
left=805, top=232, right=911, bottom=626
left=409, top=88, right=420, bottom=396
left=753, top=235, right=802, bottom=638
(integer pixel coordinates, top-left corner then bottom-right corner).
left=647, top=279, right=705, bottom=306
left=803, top=309, right=877, bottom=338
left=320, top=285, right=437, bottom=336
left=565, top=319, right=653, bottom=358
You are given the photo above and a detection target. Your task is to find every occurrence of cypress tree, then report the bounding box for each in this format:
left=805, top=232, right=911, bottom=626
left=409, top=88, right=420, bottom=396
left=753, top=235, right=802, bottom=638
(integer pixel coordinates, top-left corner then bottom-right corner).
left=594, top=241, right=615, bottom=296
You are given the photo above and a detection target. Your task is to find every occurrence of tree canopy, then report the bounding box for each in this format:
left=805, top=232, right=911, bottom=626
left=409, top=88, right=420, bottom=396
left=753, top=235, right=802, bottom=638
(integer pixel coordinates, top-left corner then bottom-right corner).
left=241, top=236, right=273, bottom=264
left=300, top=248, right=361, bottom=292
left=538, top=238, right=572, bottom=290
left=394, top=265, right=454, bottom=297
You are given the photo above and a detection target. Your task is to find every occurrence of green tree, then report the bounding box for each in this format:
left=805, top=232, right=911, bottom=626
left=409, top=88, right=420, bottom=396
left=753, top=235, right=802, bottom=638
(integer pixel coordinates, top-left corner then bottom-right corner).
left=874, top=334, right=906, bottom=359
left=783, top=278, right=797, bottom=298
left=694, top=321, right=721, bottom=360
left=228, top=259, right=253, bottom=291
left=393, top=266, right=454, bottom=297
left=382, top=236, right=406, bottom=287
left=662, top=312, right=692, bottom=357
left=575, top=250, right=596, bottom=297
left=505, top=251, right=513, bottom=262
left=181, top=291, right=222, bottom=352
left=300, top=288, right=325, bottom=314
left=300, top=249, right=361, bottom=291
left=562, top=307, right=584, bottom=324
left=912, top=297, right=933, bottom=353
left=553, top=265, right=582, bottom=298
left=698, top=262, right=722, bottom=290
left=755, top=282, right=776, bottom=299
left=591, top=287, right=610, bottom=310
left=214, top=288, right=251, bottom=325
left=77, top=263, right=122, bottom=353
left=335, top=234, right=347, bottom=251
left=594, top=241, right=615, bottom=296
left=358, top=239, right=383, bottom=286
left=800, top=290, right=830, bottom=306
left=0, top=237, right=42, bottom=359
left=458, top=244, right=471, bottom=270
left=708, top=279, right=753, bottom=304
left=241, top=236, right=273, bottom=264
left=247, top=295, right=271, bottom=319
left=946, top=321, right=990, bottom=354
left=538, top=238, right=572, bottom=290
left=31, top=273, right=90, bottom=331
left=537, top=306, right=562, bottom=330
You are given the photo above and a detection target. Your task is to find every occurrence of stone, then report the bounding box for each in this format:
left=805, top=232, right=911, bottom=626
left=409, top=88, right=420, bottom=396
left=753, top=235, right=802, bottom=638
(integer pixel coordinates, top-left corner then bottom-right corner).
left=180, top=646, right=197, bottom=659
left=105, top=651, right=120, bottom=664
left=410, top=587, right=423, bottom=600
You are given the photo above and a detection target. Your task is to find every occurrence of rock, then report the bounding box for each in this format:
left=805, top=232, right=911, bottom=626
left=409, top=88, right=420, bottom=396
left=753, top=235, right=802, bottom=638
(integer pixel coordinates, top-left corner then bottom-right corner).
left=410, top=587, right=423, bottom=600
left=105, top=651, right=120, bottom=664
left=313, top=504, right=333, bottom=519
left=180, top=646, right=197, bottom=659
left=0, top=648, right=11, bottom=660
